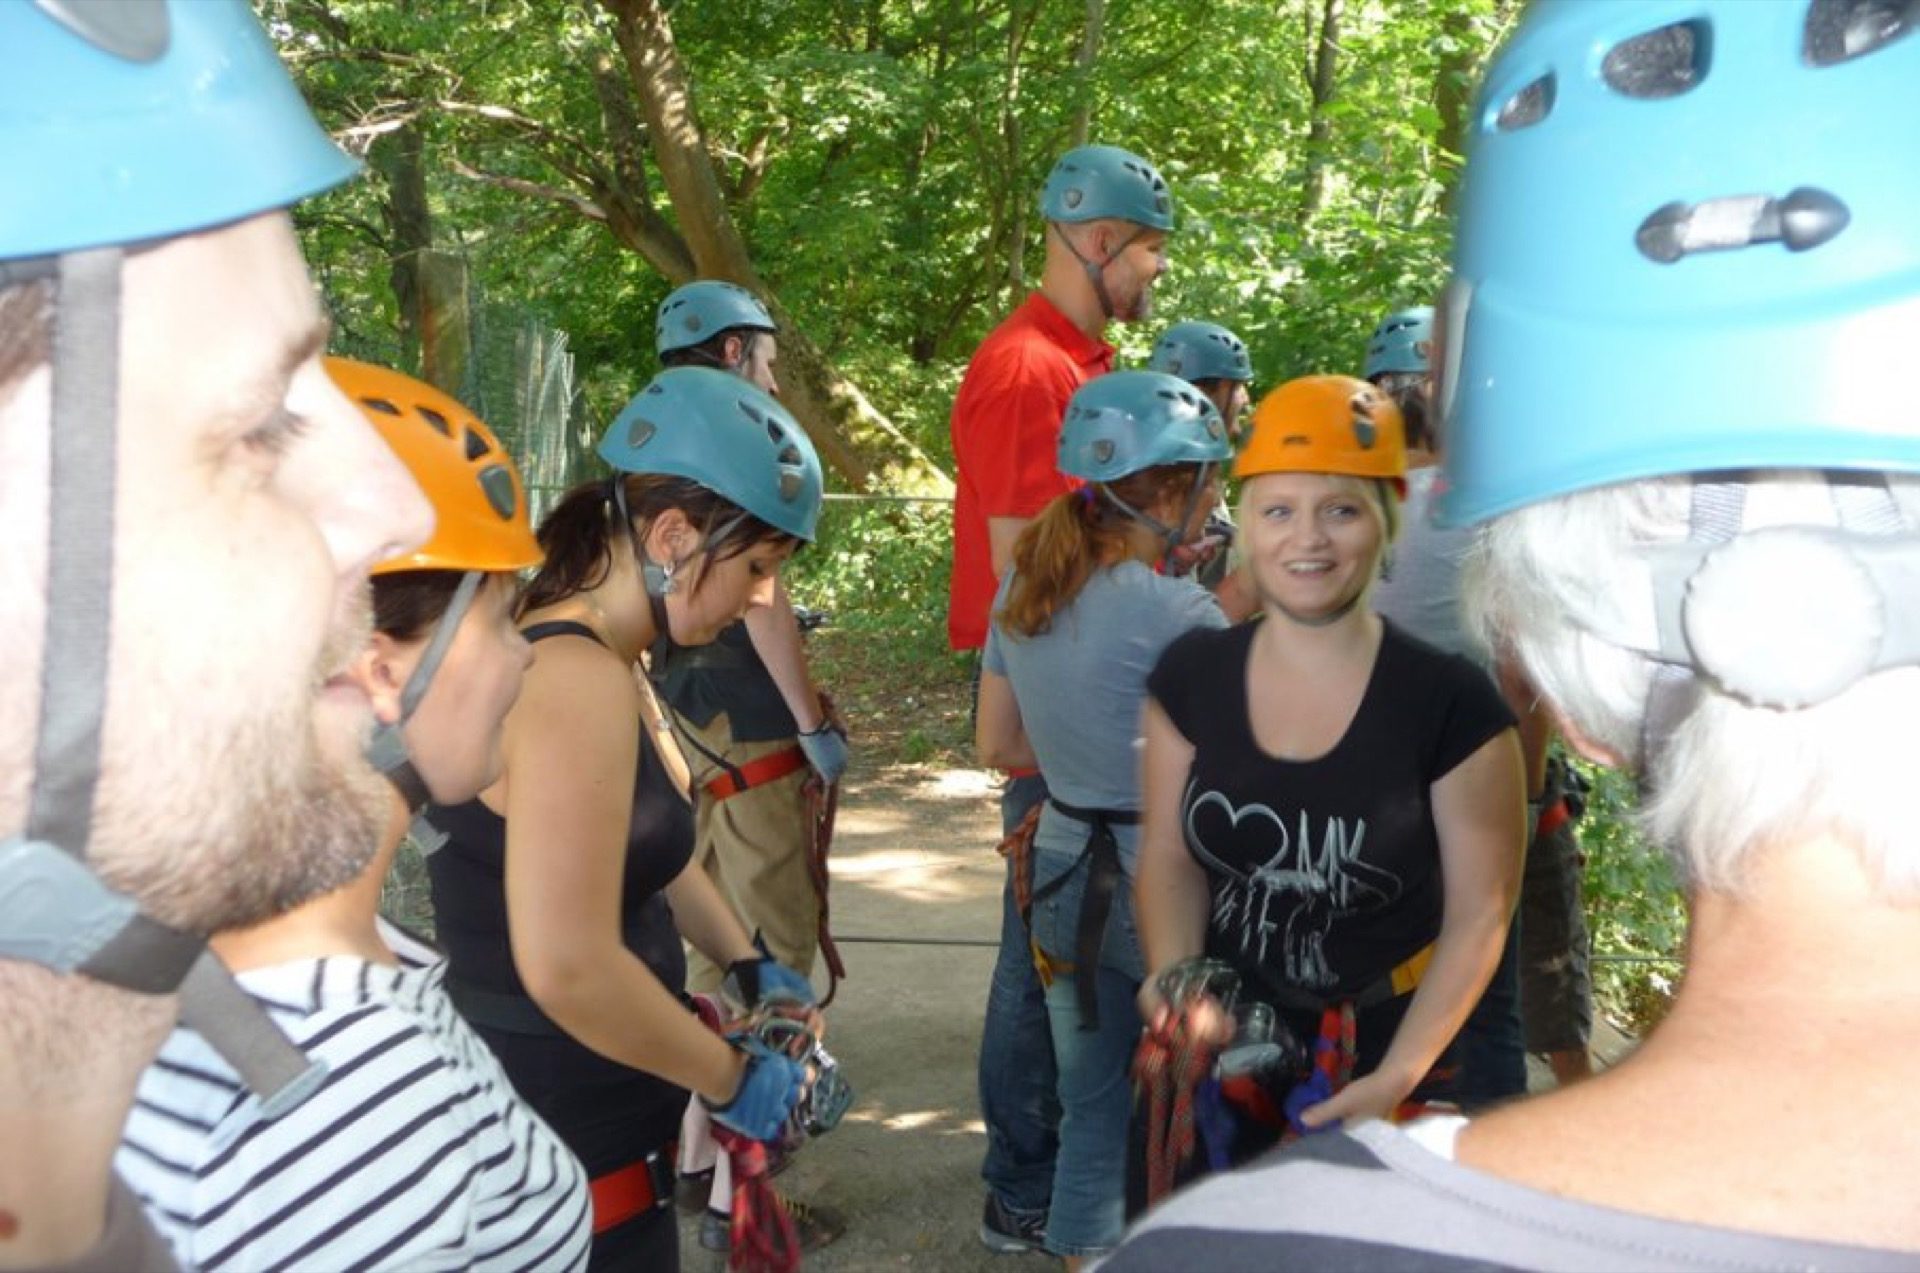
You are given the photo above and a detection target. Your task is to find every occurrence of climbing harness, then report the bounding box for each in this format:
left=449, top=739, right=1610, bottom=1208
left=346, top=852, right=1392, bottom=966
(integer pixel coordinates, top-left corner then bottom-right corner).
left=1132, top=959, right=1240, bottom=1207
left=690, top=993, right=851, bottom=1273
left=1025, top=799, right=1139, bottom=1032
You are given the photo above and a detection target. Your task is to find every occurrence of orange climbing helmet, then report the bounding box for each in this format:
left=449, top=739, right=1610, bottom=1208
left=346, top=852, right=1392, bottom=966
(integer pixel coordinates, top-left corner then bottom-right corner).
left=327, top=357, right=543, bottom=575
left=1235, top=374, right=1406, bottom=495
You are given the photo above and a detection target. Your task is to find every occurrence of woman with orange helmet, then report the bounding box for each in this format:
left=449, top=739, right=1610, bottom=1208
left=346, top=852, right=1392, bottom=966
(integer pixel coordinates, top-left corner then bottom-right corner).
left=116, top=360, right=593, bottom=1269
left=1129, top=374, right=1523, bottom=1189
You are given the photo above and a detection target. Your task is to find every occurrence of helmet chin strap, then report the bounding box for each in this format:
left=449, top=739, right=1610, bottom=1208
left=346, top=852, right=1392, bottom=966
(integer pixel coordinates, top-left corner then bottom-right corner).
left=365, top=569, right=485, bottom=831
left=609, top=476, right=746, bottom=666
left=1051, top=222, right=1145, bottom=321
left=1095, top=463, right=1217, bottom=570
left=0, top=246, right=323, bottom=1115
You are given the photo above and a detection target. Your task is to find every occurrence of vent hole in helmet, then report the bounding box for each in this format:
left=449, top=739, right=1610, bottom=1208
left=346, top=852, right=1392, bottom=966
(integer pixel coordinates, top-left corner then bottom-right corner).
left=1804, top=0, right=1917, bottom=65
left=362, top=396, right=403, bottom=416
left=463, top=427, right=488, bottom=461
left=418, top=406, right=452, bottom=436
left=1494, top=73, right=1555, bottom=131
left=1602, top=20, right=1710, bottom=98
left=479, top=466, right=518, bottom=519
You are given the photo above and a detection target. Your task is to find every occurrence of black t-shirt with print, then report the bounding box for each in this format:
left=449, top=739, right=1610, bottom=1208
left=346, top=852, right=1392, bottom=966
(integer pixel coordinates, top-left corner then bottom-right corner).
left=1147, top=620, right=1513, bottom=1003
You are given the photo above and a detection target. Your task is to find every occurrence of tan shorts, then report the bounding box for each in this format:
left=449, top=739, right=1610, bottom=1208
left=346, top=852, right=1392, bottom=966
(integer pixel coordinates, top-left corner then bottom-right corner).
left=676, top=710, right=821, bottom=993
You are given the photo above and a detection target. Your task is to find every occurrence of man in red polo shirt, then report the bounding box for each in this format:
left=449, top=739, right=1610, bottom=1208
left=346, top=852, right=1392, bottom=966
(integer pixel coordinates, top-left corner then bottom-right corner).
left=950, top=142, right=1174, bottom=1255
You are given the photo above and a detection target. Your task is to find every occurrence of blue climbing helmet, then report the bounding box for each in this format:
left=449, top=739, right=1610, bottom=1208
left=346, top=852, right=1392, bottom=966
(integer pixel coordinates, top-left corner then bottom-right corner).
left=1436, top=0, right=1920, bottom=528
left=599, top=367, right=824, bottom=542
left=1059, top=370, right=1229, bottom=562
left=1148, top=321, right=1253, bottom=385
left=1362, top=305, right=1433, bottom=381
left=1060, top=371, right=1230, bottom=482
left=655, top=280, right=778, bottom=356
left=0, top=0, right=358, bottom=260
left=1040, top=144, right=1174, bottom=231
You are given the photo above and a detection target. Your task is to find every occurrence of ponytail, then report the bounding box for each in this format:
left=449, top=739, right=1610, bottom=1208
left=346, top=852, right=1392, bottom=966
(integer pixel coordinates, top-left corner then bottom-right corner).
left=996, top=464, right=1202, bottom=639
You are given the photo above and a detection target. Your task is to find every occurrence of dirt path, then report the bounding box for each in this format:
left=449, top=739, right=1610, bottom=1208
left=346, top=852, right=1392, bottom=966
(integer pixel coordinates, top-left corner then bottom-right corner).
left=677, top=763, right=1025, bottom=1271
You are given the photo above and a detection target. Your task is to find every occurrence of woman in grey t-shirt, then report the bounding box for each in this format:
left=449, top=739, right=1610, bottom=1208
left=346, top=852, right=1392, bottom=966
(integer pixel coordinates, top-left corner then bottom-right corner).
left=976, top=371, right=1232, bottom=1265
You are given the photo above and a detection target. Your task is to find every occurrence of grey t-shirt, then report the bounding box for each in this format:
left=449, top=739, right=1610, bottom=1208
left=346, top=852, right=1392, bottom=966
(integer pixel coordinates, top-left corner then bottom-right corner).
left=984, top=560, right=1225, bottom=824
left=1100, top=1118, right=1912, bottom=1272
left=1372, top=466, right=1485, bottom=665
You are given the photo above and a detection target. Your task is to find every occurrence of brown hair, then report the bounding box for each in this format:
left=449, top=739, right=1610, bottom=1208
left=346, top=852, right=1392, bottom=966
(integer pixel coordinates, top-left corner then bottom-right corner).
left=997, top=464, right=1202, bottom=638
left=516, top=473, right=792, bottom=617
left=372, top=570, right=471, bottom=643
left=660, top=329, right=763, bottom=375
left=0, top=279, right=53, bottom=398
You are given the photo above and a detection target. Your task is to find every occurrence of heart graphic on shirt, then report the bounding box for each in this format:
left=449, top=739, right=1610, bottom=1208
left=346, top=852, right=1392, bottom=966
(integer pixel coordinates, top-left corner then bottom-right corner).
left=1184, top=788, right=1292, bottom=885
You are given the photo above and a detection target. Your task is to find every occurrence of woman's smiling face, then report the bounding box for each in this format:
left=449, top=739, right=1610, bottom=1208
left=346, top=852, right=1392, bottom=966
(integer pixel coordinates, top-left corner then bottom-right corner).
left=1238, top=471, right=1388, bottom=625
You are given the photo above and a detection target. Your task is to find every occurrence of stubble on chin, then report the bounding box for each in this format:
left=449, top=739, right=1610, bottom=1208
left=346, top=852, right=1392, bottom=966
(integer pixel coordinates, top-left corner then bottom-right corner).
left=92, top=596, right=388, bottom=935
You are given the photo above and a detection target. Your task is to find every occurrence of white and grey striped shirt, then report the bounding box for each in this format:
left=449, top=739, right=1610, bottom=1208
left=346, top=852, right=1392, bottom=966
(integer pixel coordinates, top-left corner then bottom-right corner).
left=1102, top=1118, right=1914, bottom=1272
left=117, top=923, right=590, bottom=1271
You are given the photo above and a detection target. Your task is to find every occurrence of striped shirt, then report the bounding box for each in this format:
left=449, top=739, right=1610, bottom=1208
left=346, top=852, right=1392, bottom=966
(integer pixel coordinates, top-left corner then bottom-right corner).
left=1101, top=1118, right=1913, bottom=1272
left=116, top=923, right=591, bottom=1271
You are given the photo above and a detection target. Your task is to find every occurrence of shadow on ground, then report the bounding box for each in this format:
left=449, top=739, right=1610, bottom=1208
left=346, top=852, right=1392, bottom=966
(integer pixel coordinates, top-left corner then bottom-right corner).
left=677, top=763, right=1026, bottom=1271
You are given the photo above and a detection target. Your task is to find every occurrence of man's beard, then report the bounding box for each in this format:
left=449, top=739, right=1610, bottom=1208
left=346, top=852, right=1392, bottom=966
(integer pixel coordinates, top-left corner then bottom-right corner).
left=91, top=607, right=386, bottom=935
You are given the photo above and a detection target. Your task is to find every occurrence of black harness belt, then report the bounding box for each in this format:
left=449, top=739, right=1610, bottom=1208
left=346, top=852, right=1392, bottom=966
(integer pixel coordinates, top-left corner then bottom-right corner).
left=1029, top=798, right=1140, bottom=1033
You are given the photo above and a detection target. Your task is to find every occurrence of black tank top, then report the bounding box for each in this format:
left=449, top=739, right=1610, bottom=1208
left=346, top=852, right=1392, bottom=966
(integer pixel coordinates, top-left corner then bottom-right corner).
left=425, top=620, right=695, bottom=1174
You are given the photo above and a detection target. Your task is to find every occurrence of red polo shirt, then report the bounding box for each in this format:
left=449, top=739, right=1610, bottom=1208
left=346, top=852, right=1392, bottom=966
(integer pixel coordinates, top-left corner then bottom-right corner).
left=947, top=293, right=1115, bottom=650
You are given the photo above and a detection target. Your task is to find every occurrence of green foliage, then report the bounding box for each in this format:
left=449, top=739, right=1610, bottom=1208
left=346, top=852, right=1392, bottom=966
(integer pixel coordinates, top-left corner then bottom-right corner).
left=1571, top=759, right=1688, bottom=1034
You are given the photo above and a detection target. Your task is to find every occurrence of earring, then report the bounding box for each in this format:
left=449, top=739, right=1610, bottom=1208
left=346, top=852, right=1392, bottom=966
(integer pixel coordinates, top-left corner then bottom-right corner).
left=659, top=558, right=677, bottom=596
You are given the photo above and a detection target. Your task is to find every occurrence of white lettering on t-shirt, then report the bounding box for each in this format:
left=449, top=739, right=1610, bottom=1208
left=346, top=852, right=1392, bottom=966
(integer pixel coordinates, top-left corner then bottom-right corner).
left=1186, top=788, right=1403, bottom=990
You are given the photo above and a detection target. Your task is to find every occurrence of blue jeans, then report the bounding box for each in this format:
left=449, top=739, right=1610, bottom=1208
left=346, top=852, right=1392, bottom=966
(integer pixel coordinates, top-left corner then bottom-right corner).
left=1031, top=838, right=1144, bottom=1256
left=977, top=772, right=1058, bottom=1217
left=1456, top=915, right=1526, bottom=1108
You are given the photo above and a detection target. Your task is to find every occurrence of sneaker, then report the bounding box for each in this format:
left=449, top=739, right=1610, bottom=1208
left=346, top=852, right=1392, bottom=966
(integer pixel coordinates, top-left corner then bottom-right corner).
left=978, top=1194, right=1047, bottom=1256
left=698, top=1195, right=846, bottom=1255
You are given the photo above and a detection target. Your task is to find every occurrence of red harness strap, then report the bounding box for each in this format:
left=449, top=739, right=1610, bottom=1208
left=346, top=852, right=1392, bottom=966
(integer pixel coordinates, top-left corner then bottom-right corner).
left=704, top=745, right=809, bottom=801
left=1536, top=796, right=1572, bottom=840
left=589, top=1143, right=677, bottom=1236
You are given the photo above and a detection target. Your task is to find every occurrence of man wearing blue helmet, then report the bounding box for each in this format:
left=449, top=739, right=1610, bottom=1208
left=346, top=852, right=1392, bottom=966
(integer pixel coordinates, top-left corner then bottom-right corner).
left=947, top=142, right=1173, bottom=1256
left=1364, top=300, right=1564, bottom=1112
left=0, top=1, right=432, bottom=1266
left=1106, top=1, right=1920, bottom=1264
left=651, top=282, right=845, bottom=998
left=1147, top=319, right=1257, bottom=613
left=652, top=281, right=848, bottom=1253
left=1370, top=299, right=1597, bottom=1100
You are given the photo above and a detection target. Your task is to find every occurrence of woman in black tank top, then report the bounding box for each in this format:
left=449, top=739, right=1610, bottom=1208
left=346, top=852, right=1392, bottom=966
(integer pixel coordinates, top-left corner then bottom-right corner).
left=425, top=369, right=828, bottom=1270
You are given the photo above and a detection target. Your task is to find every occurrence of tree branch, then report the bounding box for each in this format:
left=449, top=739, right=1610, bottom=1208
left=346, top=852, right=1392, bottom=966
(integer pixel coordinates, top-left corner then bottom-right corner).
left=447, top=159, right=610, bottom=222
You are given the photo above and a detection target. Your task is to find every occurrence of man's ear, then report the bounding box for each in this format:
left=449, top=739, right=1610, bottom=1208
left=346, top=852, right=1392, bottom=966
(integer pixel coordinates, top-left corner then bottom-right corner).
left=721, top=333, right=746, bottom=368
left=349, top=632, right=411, bottom=727
left=1554, top=707, right=1627, bottom=770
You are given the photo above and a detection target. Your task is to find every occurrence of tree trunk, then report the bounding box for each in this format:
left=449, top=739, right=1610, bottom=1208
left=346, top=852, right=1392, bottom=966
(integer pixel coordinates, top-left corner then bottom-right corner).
left=1069, top=0, right=1105, bottom=146
left=371, top=123, right=470, bottom=394
left=602, top=0, right=950, bottom=494
left=371, top=124, right=430, bottom=371
left=1299, top=0, right=1343, bottom=225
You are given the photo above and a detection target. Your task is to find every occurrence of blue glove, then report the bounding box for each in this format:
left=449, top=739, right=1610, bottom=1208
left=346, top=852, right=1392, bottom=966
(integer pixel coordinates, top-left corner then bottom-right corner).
left=723, top=935, right=817, bottom=1010
left=797, top=721, right=849, bottom=784
left=705, top=1038, right=808, bottom=1142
